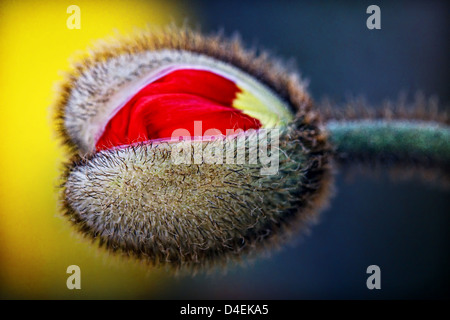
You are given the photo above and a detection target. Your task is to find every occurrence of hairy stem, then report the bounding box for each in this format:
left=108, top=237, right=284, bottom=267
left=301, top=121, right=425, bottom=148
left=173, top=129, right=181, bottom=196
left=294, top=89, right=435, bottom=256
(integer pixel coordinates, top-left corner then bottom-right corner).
left=326, top=120, right=450, bottom=166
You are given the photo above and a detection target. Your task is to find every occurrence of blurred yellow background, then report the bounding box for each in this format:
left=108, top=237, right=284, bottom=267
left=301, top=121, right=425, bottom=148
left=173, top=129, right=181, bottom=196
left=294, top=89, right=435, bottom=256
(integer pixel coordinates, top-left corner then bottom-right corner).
left=0, top=0, right=187, bottom=299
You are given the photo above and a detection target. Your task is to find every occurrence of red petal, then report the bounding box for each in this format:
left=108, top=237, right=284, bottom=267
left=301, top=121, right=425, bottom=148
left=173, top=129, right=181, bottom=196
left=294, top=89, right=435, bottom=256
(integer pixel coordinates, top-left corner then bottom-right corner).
left=96, top=69, right=261, bottom=151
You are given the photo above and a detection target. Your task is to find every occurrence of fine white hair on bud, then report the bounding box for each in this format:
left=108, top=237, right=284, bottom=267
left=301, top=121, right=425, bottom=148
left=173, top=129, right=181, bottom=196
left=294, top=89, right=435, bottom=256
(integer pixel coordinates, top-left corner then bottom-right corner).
left=63, top=127, right=332, bottom=270
left=55, top=27, right=333, bottom=271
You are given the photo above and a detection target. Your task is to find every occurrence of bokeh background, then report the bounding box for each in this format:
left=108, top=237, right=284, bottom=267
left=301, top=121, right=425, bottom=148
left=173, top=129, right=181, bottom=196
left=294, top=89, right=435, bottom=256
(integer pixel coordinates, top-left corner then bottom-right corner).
left=0, top=0, right=448, bottom=299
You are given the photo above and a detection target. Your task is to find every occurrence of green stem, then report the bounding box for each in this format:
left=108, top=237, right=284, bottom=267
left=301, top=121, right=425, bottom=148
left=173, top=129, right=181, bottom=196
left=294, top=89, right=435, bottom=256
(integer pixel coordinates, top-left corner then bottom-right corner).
left=326, top=120, right=450, bottom=165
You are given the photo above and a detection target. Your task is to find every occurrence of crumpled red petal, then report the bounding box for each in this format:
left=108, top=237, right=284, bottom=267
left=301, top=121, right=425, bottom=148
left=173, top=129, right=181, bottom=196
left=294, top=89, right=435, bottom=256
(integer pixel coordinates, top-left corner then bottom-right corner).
left=96, top=69, right=261, bottom=151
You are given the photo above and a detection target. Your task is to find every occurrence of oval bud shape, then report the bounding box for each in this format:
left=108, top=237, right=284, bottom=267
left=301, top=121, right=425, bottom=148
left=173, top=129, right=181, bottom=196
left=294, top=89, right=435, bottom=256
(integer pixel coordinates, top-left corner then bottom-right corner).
left=56, top=27, right=332, bottom=271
